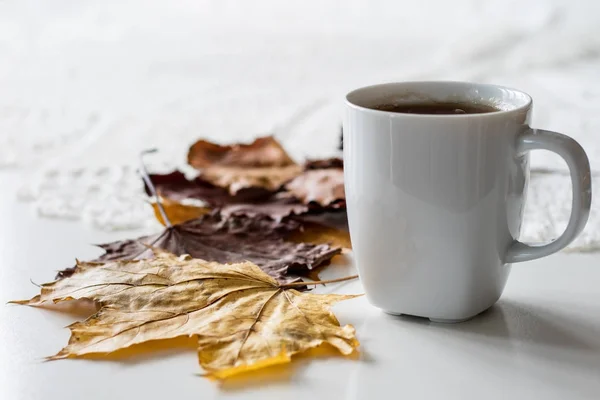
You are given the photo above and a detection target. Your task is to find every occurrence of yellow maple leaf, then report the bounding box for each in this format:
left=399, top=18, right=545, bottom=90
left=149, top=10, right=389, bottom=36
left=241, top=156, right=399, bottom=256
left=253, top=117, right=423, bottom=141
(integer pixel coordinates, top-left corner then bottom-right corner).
left=12, top=251, right=360, bottom=379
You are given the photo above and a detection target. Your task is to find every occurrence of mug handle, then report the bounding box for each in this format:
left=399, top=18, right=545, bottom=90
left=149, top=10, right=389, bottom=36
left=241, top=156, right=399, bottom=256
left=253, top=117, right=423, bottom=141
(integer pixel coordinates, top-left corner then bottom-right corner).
left=506, top=129, right=592, bottom=263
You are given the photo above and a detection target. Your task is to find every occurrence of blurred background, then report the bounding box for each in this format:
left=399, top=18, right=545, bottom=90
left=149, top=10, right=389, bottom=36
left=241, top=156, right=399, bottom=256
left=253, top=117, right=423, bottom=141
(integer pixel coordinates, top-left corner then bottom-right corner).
left=0, top=0, right=598, bottom=248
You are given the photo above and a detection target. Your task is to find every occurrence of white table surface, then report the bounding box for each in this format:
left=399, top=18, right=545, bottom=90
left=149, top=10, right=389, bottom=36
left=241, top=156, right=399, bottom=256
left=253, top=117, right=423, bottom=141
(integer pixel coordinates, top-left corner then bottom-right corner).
left=1, top=169, right=600, bottom=400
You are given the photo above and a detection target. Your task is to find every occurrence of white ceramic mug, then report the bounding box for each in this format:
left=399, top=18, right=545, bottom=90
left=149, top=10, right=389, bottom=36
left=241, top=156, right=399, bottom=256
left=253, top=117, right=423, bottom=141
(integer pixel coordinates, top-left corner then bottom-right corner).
left=343, top=81, right=592, bottom=323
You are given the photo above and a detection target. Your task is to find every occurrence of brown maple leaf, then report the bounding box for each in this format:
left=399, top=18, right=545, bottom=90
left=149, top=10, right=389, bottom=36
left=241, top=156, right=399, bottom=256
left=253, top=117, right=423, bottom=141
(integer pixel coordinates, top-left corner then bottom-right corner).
left=148, top=201, right=352, bottom=250
left=187, top=136, right=302, bottom=194
left=13, top=252, right=360, bottom=379
left=58, top=212, right=340, bottom=284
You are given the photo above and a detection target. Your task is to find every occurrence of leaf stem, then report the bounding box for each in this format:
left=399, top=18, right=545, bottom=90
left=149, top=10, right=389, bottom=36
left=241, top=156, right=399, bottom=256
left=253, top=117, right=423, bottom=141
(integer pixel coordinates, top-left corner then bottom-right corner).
left=279, top=274, right=358, bottom=289
left=139, top=149, right=173, bottom=228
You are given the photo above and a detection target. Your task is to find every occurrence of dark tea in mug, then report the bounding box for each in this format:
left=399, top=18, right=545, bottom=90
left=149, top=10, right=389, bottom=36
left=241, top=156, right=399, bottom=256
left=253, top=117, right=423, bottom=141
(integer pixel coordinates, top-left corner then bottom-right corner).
left=371, top=102, right=499, bottom=115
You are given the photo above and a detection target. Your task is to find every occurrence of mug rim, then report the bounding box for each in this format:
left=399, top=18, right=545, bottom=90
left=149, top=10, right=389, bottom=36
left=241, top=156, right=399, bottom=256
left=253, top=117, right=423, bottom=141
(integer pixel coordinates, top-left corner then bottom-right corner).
left=345, top=81, right=533, bottom=118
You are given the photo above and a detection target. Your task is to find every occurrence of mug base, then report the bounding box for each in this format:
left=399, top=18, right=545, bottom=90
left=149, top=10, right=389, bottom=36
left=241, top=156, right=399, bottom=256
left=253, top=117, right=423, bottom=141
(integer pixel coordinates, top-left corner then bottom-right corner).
left=383, top=311, right=476, bottom=324
left=428, top=317, right=472, bottom=324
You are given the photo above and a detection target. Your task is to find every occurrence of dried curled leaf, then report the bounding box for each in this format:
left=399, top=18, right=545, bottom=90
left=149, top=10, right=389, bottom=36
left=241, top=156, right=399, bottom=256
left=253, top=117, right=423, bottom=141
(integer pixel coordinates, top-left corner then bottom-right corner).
left=202, top=164, right=302, bottom=195
left=13, top=252, right=360, bottom=379
left=187, top=136, right=302, bottom=194
left=188, top=136, right=296, bottom=169
left=285, top=168, right=345, bottom=208
left=57, top=213, right=341, bottom=284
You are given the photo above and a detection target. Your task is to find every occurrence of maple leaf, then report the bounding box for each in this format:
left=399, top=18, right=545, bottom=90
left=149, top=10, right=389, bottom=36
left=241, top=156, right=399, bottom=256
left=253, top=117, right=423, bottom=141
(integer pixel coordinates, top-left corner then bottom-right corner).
left=187, top=136, right=302, bottom=194
left=13, top=252, right=360, bottom=379
left=285, top=159, right=345, bottom=208
left=149, top=202, right=352, bottom=250
left=58, top=212, right=340, bottom=284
